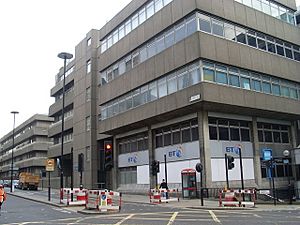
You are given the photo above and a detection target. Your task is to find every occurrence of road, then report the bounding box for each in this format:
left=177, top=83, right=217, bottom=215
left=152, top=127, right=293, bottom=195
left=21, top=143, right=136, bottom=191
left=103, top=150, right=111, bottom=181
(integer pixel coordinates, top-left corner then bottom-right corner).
left=1, top=195, right=300, bottom=225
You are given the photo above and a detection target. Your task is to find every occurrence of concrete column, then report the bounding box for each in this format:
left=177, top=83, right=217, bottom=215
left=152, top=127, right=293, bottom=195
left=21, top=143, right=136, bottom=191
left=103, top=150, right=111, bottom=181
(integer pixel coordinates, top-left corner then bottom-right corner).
left=197, top=110, right=212, bottom=188
left=252, top=117, right=262, bottom=187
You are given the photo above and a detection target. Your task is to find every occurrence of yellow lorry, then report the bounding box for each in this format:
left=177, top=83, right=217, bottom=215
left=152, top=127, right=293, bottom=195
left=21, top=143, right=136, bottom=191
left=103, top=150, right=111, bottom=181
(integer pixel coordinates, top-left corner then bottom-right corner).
left=19, top=172, right=40, bottom=190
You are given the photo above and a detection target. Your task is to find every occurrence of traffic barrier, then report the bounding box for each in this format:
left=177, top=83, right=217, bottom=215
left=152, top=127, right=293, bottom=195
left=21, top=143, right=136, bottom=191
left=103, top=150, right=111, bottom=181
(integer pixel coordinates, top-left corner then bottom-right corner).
left=85, top=189, right=122, bottom=212
left=149, top=188, right=180, bottom=204
left=219, top=189, right=256, bottom=208
left=60, top=188, right=87, bottom=206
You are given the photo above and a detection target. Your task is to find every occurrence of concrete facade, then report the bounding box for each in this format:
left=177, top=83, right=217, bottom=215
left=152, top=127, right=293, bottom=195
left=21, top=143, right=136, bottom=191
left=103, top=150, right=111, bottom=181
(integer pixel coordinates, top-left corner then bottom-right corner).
left=49, top=0, right=300, bottom=193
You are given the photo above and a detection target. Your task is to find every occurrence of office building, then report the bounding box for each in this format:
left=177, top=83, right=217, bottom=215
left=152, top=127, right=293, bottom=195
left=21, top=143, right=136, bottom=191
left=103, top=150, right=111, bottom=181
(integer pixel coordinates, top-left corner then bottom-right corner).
left=50, top=0, right=300, bottom=193
left=0, top=114, right=53, bottom=180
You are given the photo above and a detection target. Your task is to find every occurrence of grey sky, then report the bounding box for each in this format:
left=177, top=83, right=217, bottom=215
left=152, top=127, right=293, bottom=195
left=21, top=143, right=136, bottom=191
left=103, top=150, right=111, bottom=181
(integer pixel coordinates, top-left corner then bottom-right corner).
left=0, top=0, right=131, bottom=137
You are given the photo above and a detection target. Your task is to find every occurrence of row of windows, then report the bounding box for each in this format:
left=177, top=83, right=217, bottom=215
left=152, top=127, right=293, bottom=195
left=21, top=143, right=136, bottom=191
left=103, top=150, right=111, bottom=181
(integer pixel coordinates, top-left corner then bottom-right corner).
left=53, top=132, right=73, bottom=145
left=261, top=159, right=292, bottom=178
left=101, top=0, right=173, bottom=53
left=100, top=11, right=300, bottom=86
left=56, top=65, right=74, bottom=84
left=202, top=61, right=300, bottom=100
left=100, top=14, right=197, bottom=85
left=101, top=62, right=200, bottom=120
left=208, top=117, right=251, bottom=141
left=100, top=59, right=300, bottom=120
left=155, top=119, right=199, bottom=148
left=235, top=0, right=295, bottom=25
left=118, top=133, right=148, bottom=154
left=198, top=13, right=300, bottom=62
left=257, top=122, right=289, bottom=143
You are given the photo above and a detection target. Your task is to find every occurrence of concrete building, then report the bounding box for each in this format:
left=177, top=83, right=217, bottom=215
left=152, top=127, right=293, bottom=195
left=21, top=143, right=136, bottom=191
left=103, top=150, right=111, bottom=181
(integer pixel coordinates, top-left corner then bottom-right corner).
left=0, top=114, right=53, bottom=180
left=50, top=0, right=300, bottom=194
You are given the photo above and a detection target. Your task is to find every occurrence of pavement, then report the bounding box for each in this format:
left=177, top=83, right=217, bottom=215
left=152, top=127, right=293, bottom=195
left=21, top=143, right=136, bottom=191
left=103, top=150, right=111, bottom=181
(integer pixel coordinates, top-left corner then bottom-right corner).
left=6, top=187, right=300, bottom=214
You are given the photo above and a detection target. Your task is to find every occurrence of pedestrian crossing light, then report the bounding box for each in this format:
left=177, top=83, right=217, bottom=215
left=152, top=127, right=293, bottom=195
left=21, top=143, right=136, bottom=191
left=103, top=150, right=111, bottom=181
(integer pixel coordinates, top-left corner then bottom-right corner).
left=104, top=141, right=113, bottom=170
left=227, top=155, right=235, bottom=170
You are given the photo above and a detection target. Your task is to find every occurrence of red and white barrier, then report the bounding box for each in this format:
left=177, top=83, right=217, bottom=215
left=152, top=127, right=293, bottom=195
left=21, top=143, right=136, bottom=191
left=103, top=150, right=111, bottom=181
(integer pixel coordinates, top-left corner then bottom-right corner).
left=149, top=188, right=179, bottom=204
left=60, top=188, right=87, bottom=206
left=85, top=189, right=122, bottom=212
left=219, top=189, right=256, bottom=207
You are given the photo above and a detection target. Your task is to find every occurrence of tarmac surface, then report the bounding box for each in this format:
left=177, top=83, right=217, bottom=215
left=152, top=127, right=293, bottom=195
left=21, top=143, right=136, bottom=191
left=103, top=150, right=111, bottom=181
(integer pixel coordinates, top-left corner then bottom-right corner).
left=6, top=187, right=300, bottom=214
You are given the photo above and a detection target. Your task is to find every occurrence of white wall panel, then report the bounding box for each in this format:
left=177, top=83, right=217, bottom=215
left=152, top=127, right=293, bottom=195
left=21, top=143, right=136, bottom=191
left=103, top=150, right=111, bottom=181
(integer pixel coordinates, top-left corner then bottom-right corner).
left=137, top=165, right=150, bottom=184
left=211, top=158, right=254, bottom=182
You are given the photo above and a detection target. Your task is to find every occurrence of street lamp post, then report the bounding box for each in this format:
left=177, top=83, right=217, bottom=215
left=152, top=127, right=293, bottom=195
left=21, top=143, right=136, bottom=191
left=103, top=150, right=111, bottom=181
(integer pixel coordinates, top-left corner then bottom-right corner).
left=283, top=150, right=292, bottom=204
left=57, top=52, right=73, bottom=202
left=10, top=111, right=19, bottom=193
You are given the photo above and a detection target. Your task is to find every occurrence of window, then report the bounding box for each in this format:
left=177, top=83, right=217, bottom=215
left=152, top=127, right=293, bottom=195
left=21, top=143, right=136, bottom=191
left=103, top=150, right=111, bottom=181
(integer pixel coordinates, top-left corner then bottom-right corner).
left=155, top=130, right=163, bottom=148
left=262, top=82, right=271, bottom=94
left=147, top=41, right=156, bottom=58
left=156, top=35, right=165, bottom=53
left=87, top=60, right=91, bottom=73
left=178, top=70, right=189, bottom=90
left=241, top=77, right=251, bottom=90
left=140, top=47, right=148, bottom=63
left=203, top=68, right=215, bottom=82
left=86, top=87, right=91, bottom=102
left=167, top=73, right=177, bottom=94
left=132, top=51, right=140, bottom=67
left=163, top=128, right=172, bottom=146
left=158, top=77, right=167, bottom=98
left=236, top=27, right=247, bottom=44
left=190, top=67, right=201, bottom=85
left=132, top=13, right=139, bottom=30
left=112, top=30, right=118, bottom=44
left=247, top=32, right=257, bottom=48
left=257, top=38, right=266, bottom=50
left=133, top=89, right=141, bottom=107
left=257, top=122, right=290, bottom=143
left=175, top=22, right=186, bottom=43
left=149, top=81, right=158, bottom=101
left=181, top=123, right=191, bottom=143
left=119, top=25, right=125, bottom=40
left=139, top=8, right=146, bottom=24
left=146, top=1, right=155, bottom=18
left=155, top=0, right=163, bottom=12
left=125, top=56, right=132, bottom=71
left=272, top=84, right=281, bottom=96
left=212, top=19, right=224, bottom=36
left=119, top=60, right=126, bottom=75
left=86, top=116, right=91, bottom=131
left=186, top=16, right=197, bottom=36
left=252, top=79, right=261, bottom=92
left=87, top=38, right=91, bottom=46
left=172, top=125, right=181, bottom=144
left=229, top=73, right=240, bottom=87
left=125, top=20, right=131, bottom=35
left=216, top=71, right=228, bottom=84
left=165, top=30, right=174, bottom=48
left=199, top=14, right=211, bottom=33
left=224, top=23, right=235, bottom=41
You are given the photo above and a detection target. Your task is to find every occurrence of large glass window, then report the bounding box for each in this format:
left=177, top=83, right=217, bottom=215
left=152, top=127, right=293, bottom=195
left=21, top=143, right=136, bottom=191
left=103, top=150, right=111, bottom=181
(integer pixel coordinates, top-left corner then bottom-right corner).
left=203, top=68, right=215, bottom=82
left=199, top=14, right=211, bottom=33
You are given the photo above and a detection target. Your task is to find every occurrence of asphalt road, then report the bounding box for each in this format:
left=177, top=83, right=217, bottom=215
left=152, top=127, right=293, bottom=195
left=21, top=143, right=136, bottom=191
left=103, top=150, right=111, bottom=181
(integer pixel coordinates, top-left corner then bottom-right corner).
left=1, top=195, right=300, bottom=225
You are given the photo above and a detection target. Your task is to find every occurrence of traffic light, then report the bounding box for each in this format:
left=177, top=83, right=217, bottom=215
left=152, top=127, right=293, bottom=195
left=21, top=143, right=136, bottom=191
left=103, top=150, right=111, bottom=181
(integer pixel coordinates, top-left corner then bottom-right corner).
left=78, top=153, right=84, bottom=172
left=227, top=155, right=235, bottom=170
left=151, top=160, right=160, bottom=175
left=104, top=141, right=113, bottom=170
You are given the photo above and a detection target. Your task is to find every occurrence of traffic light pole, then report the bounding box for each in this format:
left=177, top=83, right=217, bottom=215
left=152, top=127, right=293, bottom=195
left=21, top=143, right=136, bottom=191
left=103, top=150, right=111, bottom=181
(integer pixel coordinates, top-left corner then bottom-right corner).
left=225, top=154, right=229, bottom=189
left=238, top=148, right=244, bottom=191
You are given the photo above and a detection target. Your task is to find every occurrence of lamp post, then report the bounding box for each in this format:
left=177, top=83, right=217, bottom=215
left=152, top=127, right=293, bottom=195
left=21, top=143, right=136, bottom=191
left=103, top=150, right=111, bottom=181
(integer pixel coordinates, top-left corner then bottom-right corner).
left=57, top=52, right=73, bottom=202
left=283, top=149, right=292, bottom=204
left=10, top=111, right=19, bottom=193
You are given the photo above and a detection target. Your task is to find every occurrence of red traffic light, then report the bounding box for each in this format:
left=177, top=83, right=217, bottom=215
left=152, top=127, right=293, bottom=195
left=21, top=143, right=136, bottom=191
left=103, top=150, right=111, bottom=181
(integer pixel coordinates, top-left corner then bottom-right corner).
left=105, top=143, right=112, bottom=150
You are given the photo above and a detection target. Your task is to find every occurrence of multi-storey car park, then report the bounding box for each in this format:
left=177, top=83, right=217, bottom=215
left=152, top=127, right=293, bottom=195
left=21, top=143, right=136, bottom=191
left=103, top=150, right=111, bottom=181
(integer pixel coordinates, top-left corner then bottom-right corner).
left=0, top=114, right=53, bottom=181
left=48, top=0, right=300, bottom=195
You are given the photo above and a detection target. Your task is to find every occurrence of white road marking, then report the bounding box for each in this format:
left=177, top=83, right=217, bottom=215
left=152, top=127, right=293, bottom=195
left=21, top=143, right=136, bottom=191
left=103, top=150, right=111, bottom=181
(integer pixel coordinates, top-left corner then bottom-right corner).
left=209, top=210, right=221, bottom=223
left=114, top=213, right=134, bottom=225
left=167, top=212, right=178, bottom=225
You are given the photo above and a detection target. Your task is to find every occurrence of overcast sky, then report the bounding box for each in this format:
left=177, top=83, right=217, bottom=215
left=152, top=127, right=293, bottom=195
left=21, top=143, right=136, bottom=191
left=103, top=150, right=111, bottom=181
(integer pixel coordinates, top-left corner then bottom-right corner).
left=0, top=0, right=299, bottom=138
left=0, top=0, right=131, bottom=137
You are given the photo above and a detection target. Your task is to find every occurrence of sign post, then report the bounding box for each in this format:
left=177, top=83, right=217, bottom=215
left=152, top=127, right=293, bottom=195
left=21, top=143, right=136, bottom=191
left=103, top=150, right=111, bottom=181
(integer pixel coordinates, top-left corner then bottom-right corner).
left=195, top=163, right=204, bottom=206
left=45, top=159, right=55, bottom=201
left=262, top=148, right=276, bottom=206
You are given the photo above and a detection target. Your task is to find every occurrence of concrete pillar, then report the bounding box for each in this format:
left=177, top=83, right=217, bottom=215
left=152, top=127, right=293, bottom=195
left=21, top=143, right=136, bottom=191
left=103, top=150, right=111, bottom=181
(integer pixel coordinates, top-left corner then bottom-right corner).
left=197, top=110, right=212, bottom=188
left=252, top=117, right=262, bottom=187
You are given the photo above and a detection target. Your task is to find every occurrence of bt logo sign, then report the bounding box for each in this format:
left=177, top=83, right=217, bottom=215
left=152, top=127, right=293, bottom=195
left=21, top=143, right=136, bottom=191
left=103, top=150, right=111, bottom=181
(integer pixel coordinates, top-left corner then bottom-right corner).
left=168, top=147, right=183, bottom=158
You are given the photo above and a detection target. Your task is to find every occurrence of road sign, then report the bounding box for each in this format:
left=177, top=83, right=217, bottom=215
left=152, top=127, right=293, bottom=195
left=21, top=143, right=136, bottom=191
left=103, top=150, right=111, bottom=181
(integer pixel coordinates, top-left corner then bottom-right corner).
left=262, top=148, right=272, bottom=161
left=45, top=159, right=55, bottom=171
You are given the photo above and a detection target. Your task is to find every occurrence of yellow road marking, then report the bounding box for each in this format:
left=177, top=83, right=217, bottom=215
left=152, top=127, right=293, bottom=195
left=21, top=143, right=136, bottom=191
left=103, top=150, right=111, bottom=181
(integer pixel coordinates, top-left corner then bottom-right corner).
left=209, top=210, right=221, bottom=223
left=167, top=212, right=178, bottom=225
left=114, top=213, right=134, bottom=225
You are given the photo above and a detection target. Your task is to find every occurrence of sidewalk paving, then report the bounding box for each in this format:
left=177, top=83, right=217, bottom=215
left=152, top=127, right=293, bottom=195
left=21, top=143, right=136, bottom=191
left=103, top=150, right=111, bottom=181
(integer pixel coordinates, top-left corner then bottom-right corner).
left=6, top=188, right=300, bottom=214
